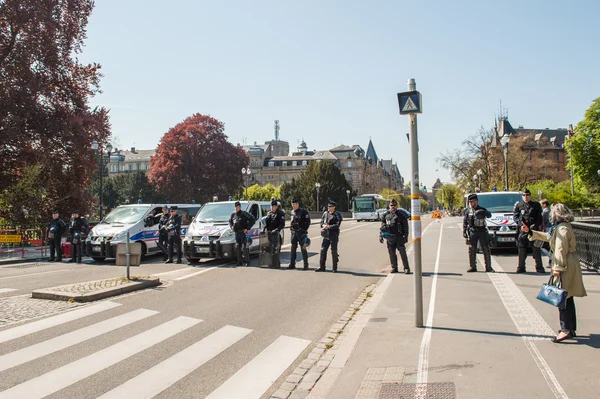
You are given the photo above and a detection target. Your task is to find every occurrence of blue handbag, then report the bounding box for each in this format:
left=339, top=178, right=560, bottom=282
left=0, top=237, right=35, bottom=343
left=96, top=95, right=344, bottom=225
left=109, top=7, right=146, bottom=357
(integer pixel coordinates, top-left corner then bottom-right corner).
left=536, top=275, right=568, bottom=309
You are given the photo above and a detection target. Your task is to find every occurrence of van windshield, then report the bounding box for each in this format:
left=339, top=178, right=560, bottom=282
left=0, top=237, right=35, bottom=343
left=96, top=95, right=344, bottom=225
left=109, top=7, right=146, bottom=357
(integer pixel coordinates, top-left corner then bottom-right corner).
left=194, top=203, right=235, bottom=223
left=476, top=194, right=522, bottom=213
left=102, top=206, right=151, bottom=224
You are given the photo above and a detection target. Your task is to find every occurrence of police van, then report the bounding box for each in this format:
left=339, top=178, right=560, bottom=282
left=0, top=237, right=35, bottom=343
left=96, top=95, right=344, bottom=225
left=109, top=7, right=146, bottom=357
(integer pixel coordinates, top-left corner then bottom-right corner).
left=464, top=191, right=522, bottom=248
left=183, top=200, right=284, bottom=263
left=85, top=203, right=202, bottom=261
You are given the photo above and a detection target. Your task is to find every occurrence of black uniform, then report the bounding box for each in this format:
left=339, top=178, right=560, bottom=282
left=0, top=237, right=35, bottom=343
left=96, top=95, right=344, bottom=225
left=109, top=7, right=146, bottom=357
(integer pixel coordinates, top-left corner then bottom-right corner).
left=69, top=215, right=89, bottom=263
left=156, top=211, right=170, bottom=261
left=166, top=212, right=182, bottom=263
left=47, top=216, right=66, bottom=261
left=264, top=207, right=285, bottom=268
left=229, top=209, right=256, bottom=266
left=289, top=206, right=311, bottom=269
left=463, top=205, right=493, bottom=272
left=381, top=209, right=410, bottom=273
left=317, top=209, right=342, bottom=272
left=513, top=198, right=544, bottom=273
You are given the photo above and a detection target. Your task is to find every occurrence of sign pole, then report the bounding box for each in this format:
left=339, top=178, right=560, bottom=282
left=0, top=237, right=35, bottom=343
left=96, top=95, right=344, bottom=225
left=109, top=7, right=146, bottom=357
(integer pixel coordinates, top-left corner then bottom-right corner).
left=397, top=78, right=423, bottom=328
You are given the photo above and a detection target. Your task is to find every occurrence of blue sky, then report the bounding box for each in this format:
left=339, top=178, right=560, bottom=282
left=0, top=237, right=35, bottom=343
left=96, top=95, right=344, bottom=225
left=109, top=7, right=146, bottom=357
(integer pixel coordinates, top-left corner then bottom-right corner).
left=81, top=0, right=600, bottom=189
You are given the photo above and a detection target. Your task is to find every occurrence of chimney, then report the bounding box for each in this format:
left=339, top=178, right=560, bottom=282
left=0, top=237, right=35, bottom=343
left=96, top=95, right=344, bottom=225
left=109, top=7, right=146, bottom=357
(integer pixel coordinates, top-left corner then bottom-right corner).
left=130, top=147, right=136, bottom=153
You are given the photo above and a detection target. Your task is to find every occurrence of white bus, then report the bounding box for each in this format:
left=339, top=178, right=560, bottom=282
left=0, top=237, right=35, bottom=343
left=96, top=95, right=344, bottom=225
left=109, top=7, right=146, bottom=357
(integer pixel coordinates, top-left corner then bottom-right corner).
left=352, top=194, right=388, bottom=221
left=465, top=191, right=522, bottom=248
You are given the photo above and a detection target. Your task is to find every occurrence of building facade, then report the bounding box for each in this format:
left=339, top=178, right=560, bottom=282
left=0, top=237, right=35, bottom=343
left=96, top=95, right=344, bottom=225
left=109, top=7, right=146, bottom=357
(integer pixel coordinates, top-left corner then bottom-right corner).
left=106, top=147, right=154, bottom=175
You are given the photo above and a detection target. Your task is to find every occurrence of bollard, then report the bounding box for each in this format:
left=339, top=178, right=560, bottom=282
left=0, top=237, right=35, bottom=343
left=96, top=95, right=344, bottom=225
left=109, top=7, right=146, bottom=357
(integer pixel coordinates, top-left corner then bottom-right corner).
left=125, top=232, right=131, bottom=280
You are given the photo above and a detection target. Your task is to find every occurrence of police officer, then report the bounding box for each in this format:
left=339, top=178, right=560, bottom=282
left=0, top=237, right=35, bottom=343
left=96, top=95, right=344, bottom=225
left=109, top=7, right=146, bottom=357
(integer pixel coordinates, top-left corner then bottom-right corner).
left=513, top=188, right=545, bottom=273
left=69, top=210, right=89, bottom=263
left=264, top=199, right=285, bottom=268
left=288, top=197, right=311, bottom=269
left=156, top=206, right=170, bottom=261
left=463, top=193, right=494, bottom=272
left=165, top=206, right=182, bottom=264
left=316, top=200, right=343, bottom=273
left=380, top=199, right=411, bottom=274
left=229, top=201, right=256, bottom=266
left=47, top=210, right=66, bottom=262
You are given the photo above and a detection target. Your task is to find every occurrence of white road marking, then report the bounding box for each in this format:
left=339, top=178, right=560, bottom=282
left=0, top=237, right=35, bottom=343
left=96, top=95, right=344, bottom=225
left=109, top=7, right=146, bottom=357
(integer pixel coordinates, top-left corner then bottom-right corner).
left=152, top=267, right=190, bottom=276
left=173, top=267, right=219, bottom=281
left=485, top=256, right=569, bottom=399
left=0, top=301, right=121, bottom=344
left=0, top=288, right=17, bottom=294
left=0, top=309, right=158, bottom=372
left=416, top=223, right=444, bottom=398
left=0, top=269, right=72, bottom=280
left=0, top=316, right=201, bottom=399
left=98, top=325, right=252, bottom=399
left=206, top=335, right=311, bottom=399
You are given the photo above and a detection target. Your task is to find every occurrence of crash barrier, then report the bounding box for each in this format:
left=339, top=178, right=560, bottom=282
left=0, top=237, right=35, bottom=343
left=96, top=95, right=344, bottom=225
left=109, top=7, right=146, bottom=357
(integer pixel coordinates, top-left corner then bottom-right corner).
left=0, top=225, right=46, bottom=259
left=572, top=222, right=600, bottom=273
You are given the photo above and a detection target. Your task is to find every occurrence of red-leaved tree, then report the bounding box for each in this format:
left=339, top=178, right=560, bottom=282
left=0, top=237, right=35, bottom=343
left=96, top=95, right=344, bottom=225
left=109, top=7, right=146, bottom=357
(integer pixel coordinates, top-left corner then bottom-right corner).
left=0, top=0, right=111, bottom=223
left=148, top=114, right=249, bottom=203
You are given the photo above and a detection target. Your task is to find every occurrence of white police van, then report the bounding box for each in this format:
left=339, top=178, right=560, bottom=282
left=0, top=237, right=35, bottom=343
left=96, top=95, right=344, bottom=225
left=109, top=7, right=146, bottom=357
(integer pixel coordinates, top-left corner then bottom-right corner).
left=183, top=200, right=284, bottom=263
left=465, top=191, right=522, bottom=248
left=85, top=203, right=202, bottom=261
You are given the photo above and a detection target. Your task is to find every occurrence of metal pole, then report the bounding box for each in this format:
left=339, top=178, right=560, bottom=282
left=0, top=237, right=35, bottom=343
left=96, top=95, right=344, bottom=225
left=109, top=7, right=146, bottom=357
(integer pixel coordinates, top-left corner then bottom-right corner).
left=99, top=151, right=103, bottom=220
left=125, top=231, right=130, bottom=280
left=570, top=153, right=575, bottom=196
left=503, top=146, right=509, bottom=191
left=408, top=78, right=423, bottom=328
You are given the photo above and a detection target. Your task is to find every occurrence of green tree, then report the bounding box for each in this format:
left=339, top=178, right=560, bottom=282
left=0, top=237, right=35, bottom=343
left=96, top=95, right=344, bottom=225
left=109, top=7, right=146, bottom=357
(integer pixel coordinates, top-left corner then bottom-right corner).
left=569, top=97, right=600, bottom=193
left=295, top=161, right=353, bottom=212
left=0, top=165, right=53, bottom=225
left=435, top=184, right=464, bottom=211
left=378, top=188, right=409, bottom=209
left=243, top=184, right=280, bottom=202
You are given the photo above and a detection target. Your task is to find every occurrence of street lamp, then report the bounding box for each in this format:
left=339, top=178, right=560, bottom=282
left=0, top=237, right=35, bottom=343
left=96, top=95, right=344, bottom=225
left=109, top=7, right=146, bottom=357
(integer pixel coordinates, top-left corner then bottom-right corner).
left=91, top=140, right=112, bottom=220
left=477, top=169, right=483, bottom=191
left=346, top=189, right=351, bottom=212
left=473, top=174, right=478, bottom=192
left=241, top=167, right=252, bottom=199
left=315, top=183, right=321, bottom=211
left=538, top=189, right=543, bottom=201
left=500, top=135, right=510, bottom=191
left=567, top=125, right=575, bottom=196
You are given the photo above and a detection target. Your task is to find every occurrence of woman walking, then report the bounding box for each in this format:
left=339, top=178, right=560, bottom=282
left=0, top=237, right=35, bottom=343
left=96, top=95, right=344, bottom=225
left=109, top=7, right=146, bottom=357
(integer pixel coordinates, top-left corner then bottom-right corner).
left=521, top=203, right=587, bottom=343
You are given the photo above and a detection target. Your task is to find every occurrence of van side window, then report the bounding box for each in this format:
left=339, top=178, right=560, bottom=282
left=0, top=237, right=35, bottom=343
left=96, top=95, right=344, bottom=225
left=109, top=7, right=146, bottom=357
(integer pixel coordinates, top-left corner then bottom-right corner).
left=249, top=204, right=259, bottom=221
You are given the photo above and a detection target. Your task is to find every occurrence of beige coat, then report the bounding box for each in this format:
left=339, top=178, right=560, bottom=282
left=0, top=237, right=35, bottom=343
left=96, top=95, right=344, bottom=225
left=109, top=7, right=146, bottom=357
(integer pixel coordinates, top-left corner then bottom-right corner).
left=530, top=223, right=587, bottom=298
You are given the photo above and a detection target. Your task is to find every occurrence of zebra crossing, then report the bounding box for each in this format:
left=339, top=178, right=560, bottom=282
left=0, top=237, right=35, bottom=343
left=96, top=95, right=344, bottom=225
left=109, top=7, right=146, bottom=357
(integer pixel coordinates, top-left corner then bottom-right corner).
left=0, top=301, right=311, bottom=399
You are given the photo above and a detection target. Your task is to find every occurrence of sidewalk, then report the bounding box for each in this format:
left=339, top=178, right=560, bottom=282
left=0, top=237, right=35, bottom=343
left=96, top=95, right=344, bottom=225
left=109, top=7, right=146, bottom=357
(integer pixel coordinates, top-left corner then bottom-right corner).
left=308, top=217, right=600, bottom=399
left=0, top=245, right=50, bottom=265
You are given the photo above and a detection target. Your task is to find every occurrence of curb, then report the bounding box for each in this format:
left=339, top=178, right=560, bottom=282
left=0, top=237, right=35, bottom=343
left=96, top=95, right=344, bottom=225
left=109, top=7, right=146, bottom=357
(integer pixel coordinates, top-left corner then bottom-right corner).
left=31, top=277, right=161, bottom=302
left=270, top=282, right=378, bottom=399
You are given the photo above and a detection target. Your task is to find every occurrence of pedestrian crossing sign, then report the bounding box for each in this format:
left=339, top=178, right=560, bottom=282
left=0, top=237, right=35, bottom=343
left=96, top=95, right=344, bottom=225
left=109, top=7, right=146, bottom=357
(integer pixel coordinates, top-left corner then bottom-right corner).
left=397, top=91, right=422, bottom=115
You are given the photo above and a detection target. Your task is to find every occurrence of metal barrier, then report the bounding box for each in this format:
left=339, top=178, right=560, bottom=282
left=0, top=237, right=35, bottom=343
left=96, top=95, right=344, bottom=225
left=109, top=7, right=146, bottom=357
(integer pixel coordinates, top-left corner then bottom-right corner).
left=0, top=225, right=46, bottom=259
left=572, top=222, right=600, bottom=273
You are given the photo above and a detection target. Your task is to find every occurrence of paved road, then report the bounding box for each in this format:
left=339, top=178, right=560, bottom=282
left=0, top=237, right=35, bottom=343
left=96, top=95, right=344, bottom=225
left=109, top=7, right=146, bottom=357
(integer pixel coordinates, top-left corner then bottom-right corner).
left=0, top=218, right=432, bottom=398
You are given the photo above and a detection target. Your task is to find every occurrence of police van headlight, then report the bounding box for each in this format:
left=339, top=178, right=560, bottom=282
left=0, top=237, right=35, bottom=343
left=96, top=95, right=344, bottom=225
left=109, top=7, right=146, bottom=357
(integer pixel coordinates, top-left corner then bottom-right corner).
left=220, top=229, right=235, bottom=242
left=185, top=229, right=193, bottom=239
left=112, top=231, right=127, bottom=242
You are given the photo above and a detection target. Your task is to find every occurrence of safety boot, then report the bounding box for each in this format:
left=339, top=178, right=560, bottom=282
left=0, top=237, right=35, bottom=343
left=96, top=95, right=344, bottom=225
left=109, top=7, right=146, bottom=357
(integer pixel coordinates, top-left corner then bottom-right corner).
left=315, top=250, right=327, bottom=272
left=332, top=251, right=339, bottom=273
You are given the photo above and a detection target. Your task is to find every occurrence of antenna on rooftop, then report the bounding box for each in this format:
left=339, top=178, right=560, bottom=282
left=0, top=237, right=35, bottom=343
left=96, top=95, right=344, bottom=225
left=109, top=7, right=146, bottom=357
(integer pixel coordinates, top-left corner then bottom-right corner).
left=274, top=120, right=280, bottom=141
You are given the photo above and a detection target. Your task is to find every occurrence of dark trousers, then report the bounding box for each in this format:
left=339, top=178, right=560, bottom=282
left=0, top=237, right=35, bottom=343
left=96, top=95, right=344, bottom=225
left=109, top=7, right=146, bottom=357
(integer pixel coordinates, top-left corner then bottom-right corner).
left=71, top=242, right=82, bottom=262
left=469, top=230, right=491, bottom=270
left=559, top=297, right=577, bottom=332
left=49, top=237, right=62, bottom=260
left=157, top=232, right=168, bottom=259
left=387, top=236, right=409, bottom=271
left=517, top=233, right=543, bottom=271
left=168, top=235, right=182, bottom=262
left=320, top=233, right=339, bottom=270
left=234, top=231, right=248, bottom=265
left=290, top=230, right=308, bottom=266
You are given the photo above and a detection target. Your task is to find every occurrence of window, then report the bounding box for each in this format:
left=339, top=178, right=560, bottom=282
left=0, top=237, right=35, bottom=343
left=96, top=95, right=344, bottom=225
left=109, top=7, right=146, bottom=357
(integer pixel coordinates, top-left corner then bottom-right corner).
left=302, top=160, right=307, bottom=166
left=541, top=152, right=546, bottom=159
left=268, top=161, right=275, bottom=167
left=260, top=204, right=270, bottom=217
left=348, top=161, right=352, bottom=168
left=554, top=152, right=559, bottom=161
left=282, top=161, right=288, bottom=166
left=292, top=161, right=297, bottom=166
left=249, top=204, right=259, bottom=221
left=347, top=173, right=353, bottom=181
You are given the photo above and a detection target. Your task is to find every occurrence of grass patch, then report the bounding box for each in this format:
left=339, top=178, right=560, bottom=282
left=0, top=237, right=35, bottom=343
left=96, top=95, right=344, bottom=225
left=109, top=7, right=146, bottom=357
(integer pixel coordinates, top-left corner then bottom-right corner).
left=325, top=343, right=333, bottom=349
left=366, top=292, right=373, bottom=297
left=354, top=307, right=360, bottom=311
